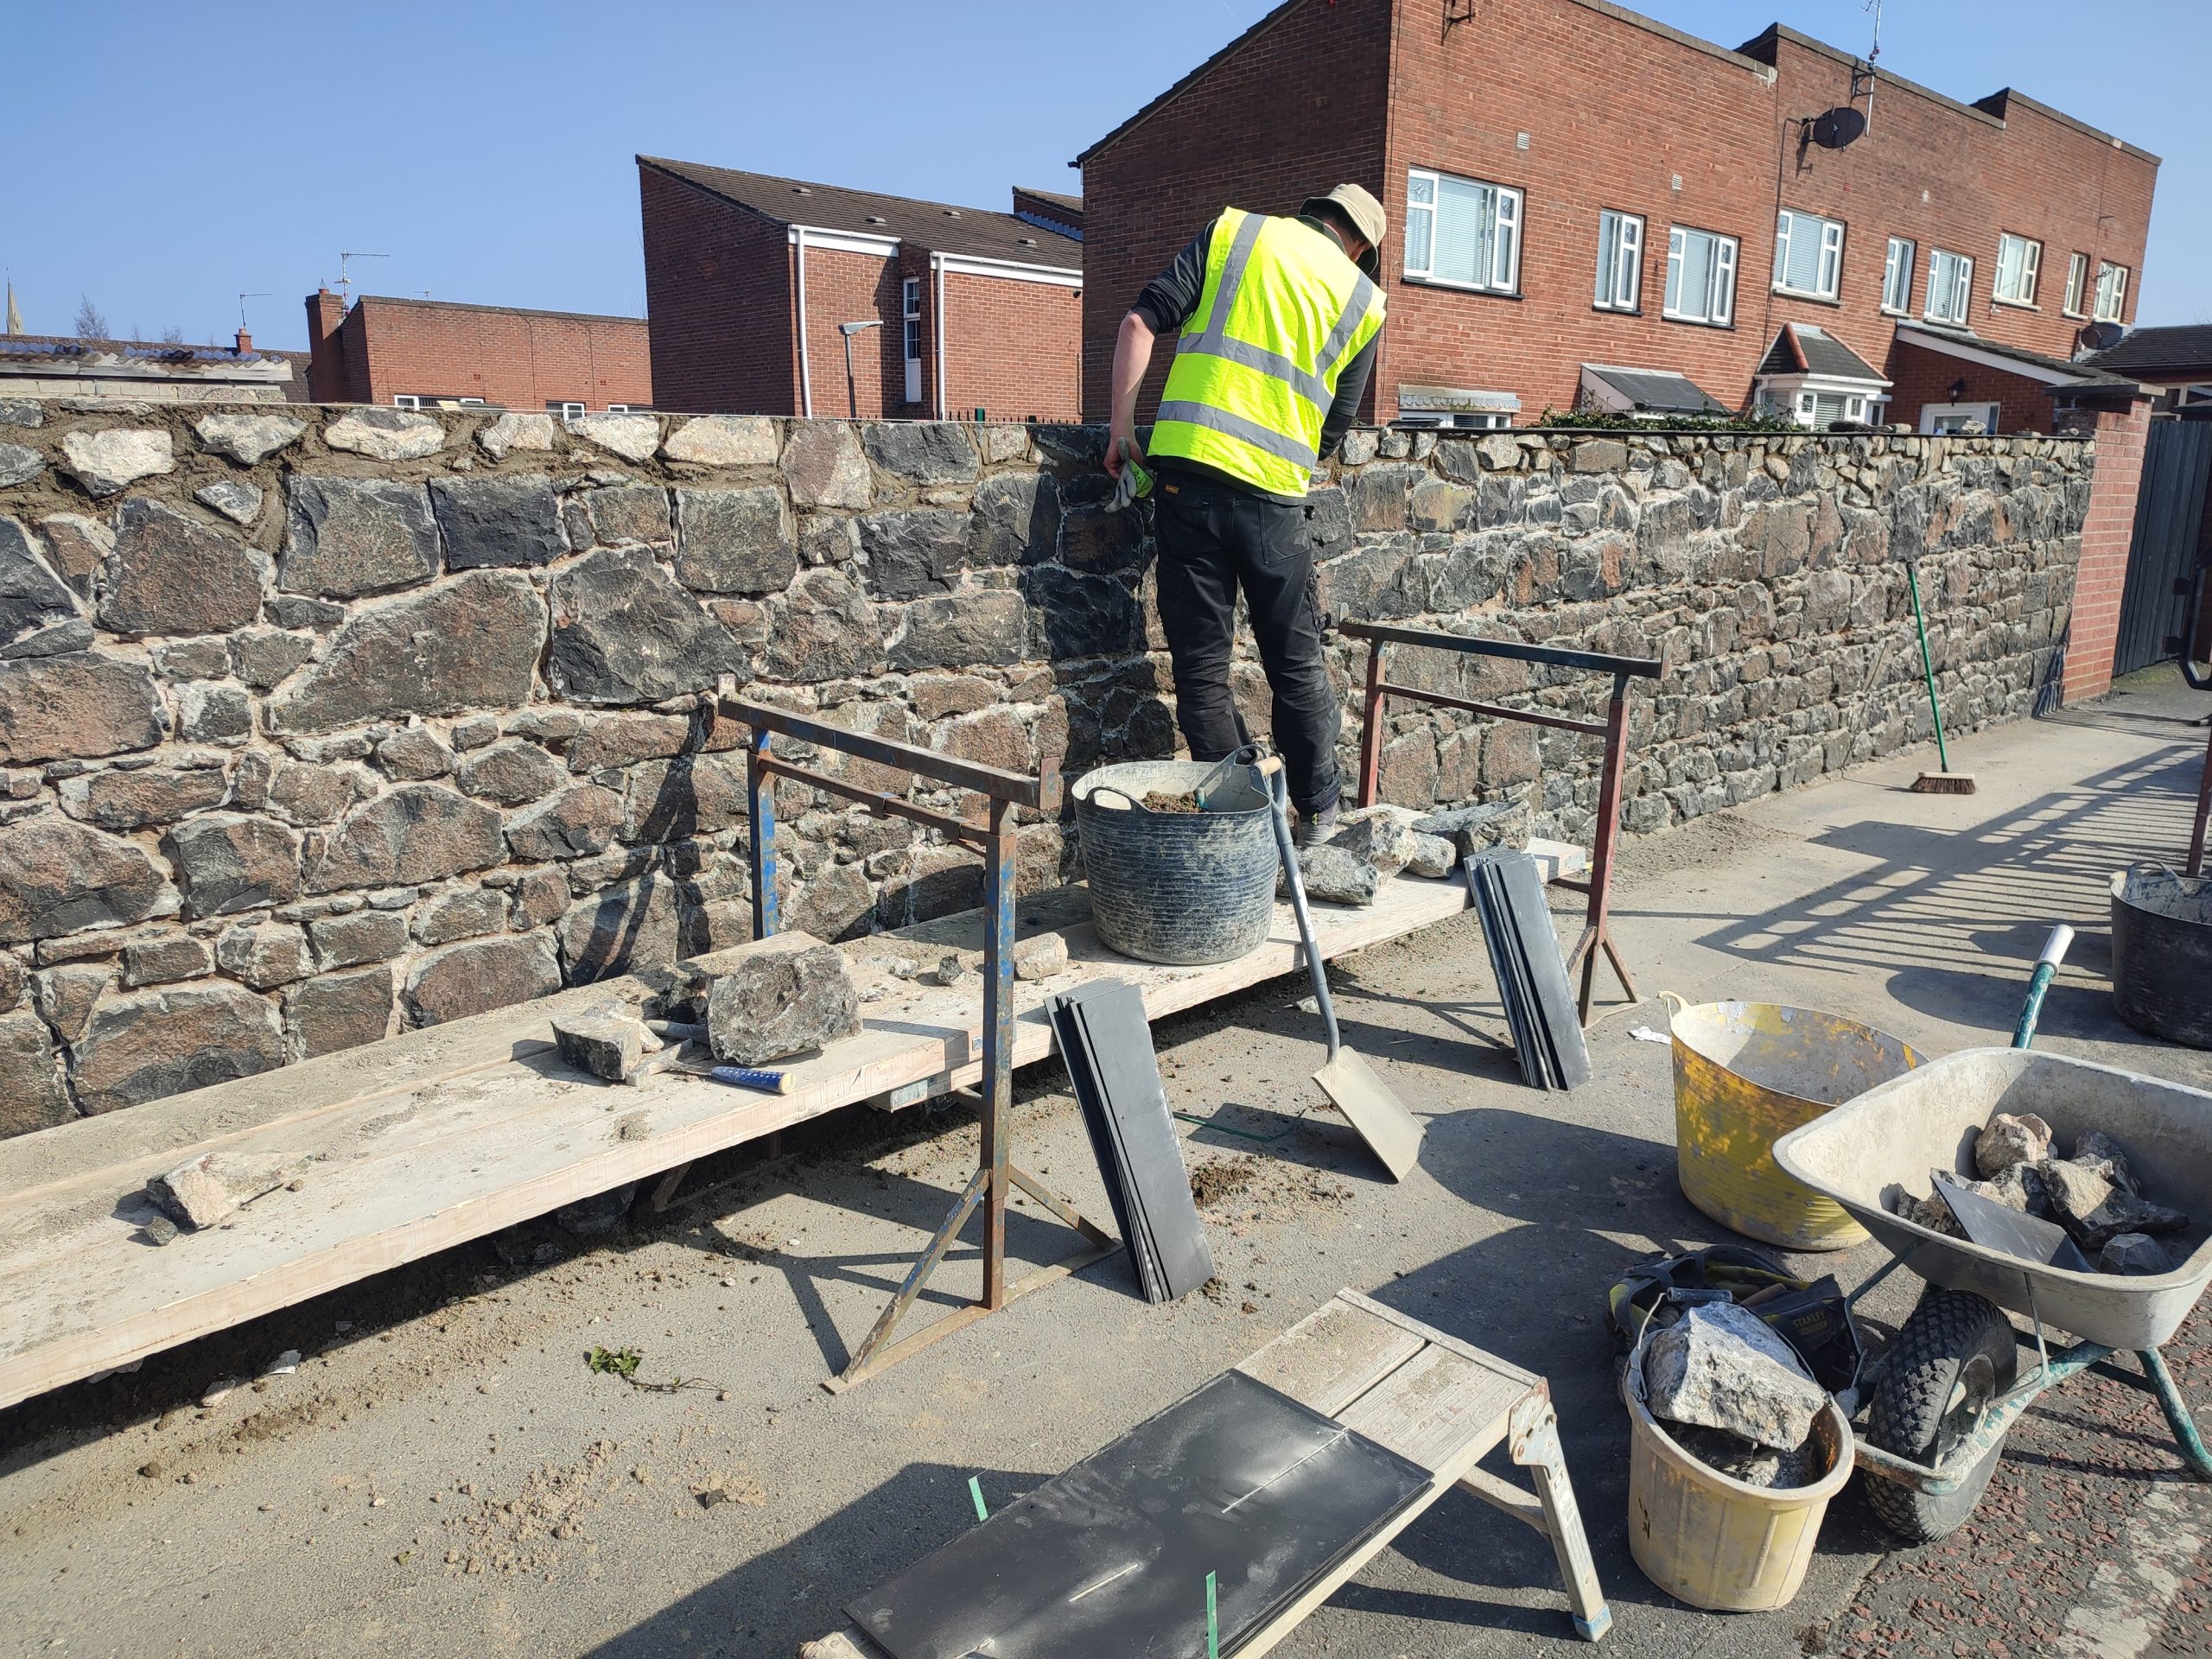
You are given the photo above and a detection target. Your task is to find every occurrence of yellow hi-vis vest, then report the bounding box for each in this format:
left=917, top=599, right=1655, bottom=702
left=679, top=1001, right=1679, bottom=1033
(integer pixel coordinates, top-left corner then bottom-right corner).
left=1149, top=207, right=1385, bottom=499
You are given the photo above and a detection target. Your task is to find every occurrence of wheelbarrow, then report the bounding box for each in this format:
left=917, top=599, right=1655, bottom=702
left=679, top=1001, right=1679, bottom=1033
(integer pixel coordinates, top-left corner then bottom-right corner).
left=1774, top=933, right=2212, bottom=1540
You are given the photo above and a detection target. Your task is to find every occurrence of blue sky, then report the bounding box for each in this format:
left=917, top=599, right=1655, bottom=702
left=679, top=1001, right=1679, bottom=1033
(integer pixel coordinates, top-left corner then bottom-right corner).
left=3, top=1, right=2203, bottom=351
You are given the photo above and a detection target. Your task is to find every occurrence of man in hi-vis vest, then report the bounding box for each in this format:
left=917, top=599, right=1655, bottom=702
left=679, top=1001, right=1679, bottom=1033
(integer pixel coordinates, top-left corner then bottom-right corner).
left=1106, top=183, right=1387, bottom=842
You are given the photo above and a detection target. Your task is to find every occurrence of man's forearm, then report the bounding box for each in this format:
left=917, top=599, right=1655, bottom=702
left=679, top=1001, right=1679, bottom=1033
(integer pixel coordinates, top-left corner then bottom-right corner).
left=1109, top=311, right=1156, bottom=444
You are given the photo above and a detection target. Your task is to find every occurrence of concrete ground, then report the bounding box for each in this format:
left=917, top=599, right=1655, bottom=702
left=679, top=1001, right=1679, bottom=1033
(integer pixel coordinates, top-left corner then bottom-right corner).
left=4, top=668, right=2211, bottom=1659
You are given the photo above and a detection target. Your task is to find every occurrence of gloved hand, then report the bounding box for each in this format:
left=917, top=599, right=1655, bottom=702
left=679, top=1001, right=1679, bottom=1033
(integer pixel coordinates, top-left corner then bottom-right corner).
left=1104, top=436, right=1152, bottom=512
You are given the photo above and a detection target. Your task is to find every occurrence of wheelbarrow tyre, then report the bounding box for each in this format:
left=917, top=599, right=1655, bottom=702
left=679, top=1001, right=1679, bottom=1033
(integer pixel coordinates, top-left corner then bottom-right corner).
left=1863, top=1288, right=2019, bottom=1541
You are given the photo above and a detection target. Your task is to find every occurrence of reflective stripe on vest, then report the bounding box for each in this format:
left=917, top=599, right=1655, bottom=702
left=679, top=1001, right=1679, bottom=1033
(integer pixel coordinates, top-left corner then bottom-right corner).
left=1149, top=207, right=1383, bottom=498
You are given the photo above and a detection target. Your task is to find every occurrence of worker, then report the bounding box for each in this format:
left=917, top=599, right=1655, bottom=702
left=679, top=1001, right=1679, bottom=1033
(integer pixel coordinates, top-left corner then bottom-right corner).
left=1106, top=182, right=1387, bottom=843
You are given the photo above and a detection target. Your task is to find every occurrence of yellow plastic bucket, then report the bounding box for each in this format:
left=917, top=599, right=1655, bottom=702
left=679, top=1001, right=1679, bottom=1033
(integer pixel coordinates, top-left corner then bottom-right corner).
left=1624, top=1357, right=1855, bottom=1611
left=1669, top=1000, right=1919, bottom=1252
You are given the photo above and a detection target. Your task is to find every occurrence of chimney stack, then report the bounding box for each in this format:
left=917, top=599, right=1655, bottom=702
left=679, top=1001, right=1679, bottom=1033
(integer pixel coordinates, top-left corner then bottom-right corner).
left=235, top=328, right=253, bottom=354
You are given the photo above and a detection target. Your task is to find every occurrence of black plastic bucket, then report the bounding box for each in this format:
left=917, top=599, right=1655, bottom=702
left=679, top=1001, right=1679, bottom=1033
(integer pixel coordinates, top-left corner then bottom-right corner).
left=2111, top=865, right=2212, bottom=1050
left=1073, top=759, right=1277, bottom=965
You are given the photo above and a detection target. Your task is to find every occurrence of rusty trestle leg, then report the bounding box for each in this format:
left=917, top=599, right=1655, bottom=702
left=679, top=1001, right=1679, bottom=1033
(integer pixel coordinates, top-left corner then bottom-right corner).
left=979, top=797, right=1017, bottom=1309
left=2190, top=718, right=2212, bottom=878
left=747, top=729, right=778, bottom=939
left=1565, top=673, right=1638, bottom=1023
left=1358, top=640, right=1388, bottom=808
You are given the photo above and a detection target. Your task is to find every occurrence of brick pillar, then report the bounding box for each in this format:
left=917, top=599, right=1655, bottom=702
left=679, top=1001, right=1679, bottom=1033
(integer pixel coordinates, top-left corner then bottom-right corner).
left=304, top=289, right=350, bottom=404
left=2059, top=393, right=2155, bottom=704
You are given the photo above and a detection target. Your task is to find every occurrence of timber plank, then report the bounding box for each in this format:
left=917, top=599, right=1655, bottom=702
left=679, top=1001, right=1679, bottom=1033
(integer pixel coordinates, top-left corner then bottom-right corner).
left=1235, top=1298, right=1426, bottom=1418
left=1336, top=1343, right=1530, bottom=1471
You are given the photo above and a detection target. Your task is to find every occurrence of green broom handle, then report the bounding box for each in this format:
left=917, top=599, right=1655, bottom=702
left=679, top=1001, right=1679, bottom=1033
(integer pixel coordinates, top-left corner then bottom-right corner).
left=2012, top=925, right=2074, bottom=1050
left=1905, top=558, right=1951, bottom=775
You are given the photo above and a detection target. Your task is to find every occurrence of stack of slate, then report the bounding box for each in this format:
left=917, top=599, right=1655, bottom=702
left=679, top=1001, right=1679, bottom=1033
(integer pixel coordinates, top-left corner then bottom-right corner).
left=1047, top=980, right=1215, bottom=1303
left=1466, top=849, right=1592, bottom=1091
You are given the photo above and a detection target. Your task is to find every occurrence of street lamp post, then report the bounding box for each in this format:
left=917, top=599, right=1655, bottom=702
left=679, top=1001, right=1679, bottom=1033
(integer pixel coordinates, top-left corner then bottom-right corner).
left=837, top=320, right=884, bottom=421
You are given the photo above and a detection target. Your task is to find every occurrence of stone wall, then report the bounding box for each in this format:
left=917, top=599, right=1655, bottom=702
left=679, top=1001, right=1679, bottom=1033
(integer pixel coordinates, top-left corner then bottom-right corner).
left=0, top=397, right=2092, bottom=1137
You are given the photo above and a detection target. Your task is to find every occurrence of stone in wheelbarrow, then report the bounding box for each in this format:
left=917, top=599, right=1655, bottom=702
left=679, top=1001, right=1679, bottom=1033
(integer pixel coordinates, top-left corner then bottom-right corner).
left=1643, top=1301, right=1827, bottom=1452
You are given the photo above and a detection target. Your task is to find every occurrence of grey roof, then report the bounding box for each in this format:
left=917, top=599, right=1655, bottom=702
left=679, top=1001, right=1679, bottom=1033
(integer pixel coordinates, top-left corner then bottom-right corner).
left=1015, top=186, right=1082, bottom=215
left=639, top=156, right=1080, bottom=271
left=1757, top=323, right=1886, bottom=384
left=2083, top=324, right=2212, bottom=378
left=1582, top=365, right=1729, bottom=414
left=1895, top=321, right=2136, bottom=386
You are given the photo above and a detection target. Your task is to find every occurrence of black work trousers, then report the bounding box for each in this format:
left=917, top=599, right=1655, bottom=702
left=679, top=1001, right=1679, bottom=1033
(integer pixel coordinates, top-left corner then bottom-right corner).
left=1151, top=467, right=1341, bottom=816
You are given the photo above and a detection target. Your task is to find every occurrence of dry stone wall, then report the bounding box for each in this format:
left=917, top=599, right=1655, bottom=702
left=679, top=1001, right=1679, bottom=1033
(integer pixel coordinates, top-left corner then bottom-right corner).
left=0, top=396, right=2090, bottom=1136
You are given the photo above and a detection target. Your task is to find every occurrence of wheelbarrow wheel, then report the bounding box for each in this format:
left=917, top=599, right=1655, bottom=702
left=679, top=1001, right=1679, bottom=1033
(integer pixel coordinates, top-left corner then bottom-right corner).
left=1864, top=1288, right=2019, bottom=1541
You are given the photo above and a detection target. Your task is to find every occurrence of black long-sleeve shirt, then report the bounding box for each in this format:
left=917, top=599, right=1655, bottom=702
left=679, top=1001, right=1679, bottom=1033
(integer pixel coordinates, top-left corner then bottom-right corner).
left=1132, top=213, right=1379, bottom=496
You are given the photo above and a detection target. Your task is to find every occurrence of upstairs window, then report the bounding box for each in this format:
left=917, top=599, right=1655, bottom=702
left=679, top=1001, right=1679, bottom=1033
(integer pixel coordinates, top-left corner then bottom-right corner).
left=1593, top=210, right=1643, bottom=311
left=1664, top=226, right=1738, bottom=326
left=1403, top=168, right=1522, bottom=294
left=2063, top=252, right=2090, bottom=317
left=2094, top=261, right=2129, bottom=323
left=1882, top=238, right=1914, bottom=314
left=1773, top=209, right=1844, bottom=300
left=1993, top=234, right=2042, bottom=306
left=1925, top=248, right=1973, bottom=327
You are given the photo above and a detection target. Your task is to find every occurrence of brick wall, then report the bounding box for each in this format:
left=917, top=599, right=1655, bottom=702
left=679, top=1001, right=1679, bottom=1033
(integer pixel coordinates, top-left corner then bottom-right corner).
left=794, top=245, right=905, bottom=420
left=938, top=270, right=1083, bottom=423
left=640, top=163, right=797, bottom=415
left=1883, top=345, right=2062, bottom=437
left=307, top=298, right=650, bottom=413
left=1081, top=0, right=2157, bottom=429
left=2060, top=396, right=2153, bottom=702
left=0, top=402, right=2091, bottom=1136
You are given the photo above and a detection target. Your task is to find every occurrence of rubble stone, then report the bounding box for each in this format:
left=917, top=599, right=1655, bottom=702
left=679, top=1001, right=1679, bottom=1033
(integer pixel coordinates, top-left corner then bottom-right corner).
left=1325, top=813, right=1425, bottom=875
left=1283, top=843, right=1378, bottom=907
left=505, top=784, right=624, bottom=861
left=61, top=429, right=173, bottom=497
left=412, top=887, right=507, bottom=945
left=281, top=476, right=438, bottom=599
left=215, top=921, right=315, bottom=989
left=57, top=764, right=226, bottom=830
left=1643, top=1301, right=1826, bottom=1451
left=675, top=486, right=796, bottom=594
left=2072, top=1129, right=2139, bottom=1195
left=1406, top=832, right=1458, bottom=879
left=887, top=591, right=1029, bottom=671
left=620, top=754, right=746, bottom=842
left=476, top=411, right=556, bottom=461
left=0, top=517, right=90, bottom=659
left=191, top=412, right=305, bottom=467
left=120, top=932, right=214, bottom=987
left=34, top=513, right=111, bottom=595
left=32, top=963, right=111, bottom=1043
left=761, top=567, right=882, bottom=682
left=2101, top=1233, right=2170, bottom=1275
left=373, top=727, right=452, bottom=780
left=100, top=499, right=266, bottom=637
left=308, top=785, right=505, bottom=893
left=559, top=874, right=682, bottom=982
left=861, top=509, right=969, bottom=600
left=585, top=483, right=671, bottom=547
left=1413, top=799, right=1532, bottom=858
left=862, top=422, right=978, bottom=484
left=546, top=546, right=744, bottom=705
left=325, top=409, right=446, bottom=461
left=663, top=415, right=778, bottom=467
left=175, top=682, right=251, bottom=744
left=266, top=755, right=369, bottom=827
left=0, top=652, right=164, bottom=765
left=429, top=474, right=564, bottom=570
left=70, top=982, right=285, bottom=1115
left=569, top=413, right=659, bottom=462
left=163, top=813, right=301, bottom=917
left=1974, top=1111, right=2054, bottom=1178
left=780, top=422, right=871, bottom=509
left=0, top=442, right=44, bottom=488
left=284, top=964, right=393, bottom=1058
left=455, top=739, right=564, bottom=805
left=0, top=1009, right=72, bottom=1135
left=229, top=626, right=317, bottom=690
left=1013, top=933, right=1068, bottom=981
left=552, top=1011, right=645, bottom=1082
left=707, top=943, right=859, bottom=1065
left=402, top=933, right=561, bottom=1027
left=0, top=816, right=175, bottom=942
left=269, top=570, right=543, bottom=733
left=2040, top=1157, right=2190, bottom=1250
left=308, top=908, right=409, bottom=969
left=0, top=401, right=39, bottom=429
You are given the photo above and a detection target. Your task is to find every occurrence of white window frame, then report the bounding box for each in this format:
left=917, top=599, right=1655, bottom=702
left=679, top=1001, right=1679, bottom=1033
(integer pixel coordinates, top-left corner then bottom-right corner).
left=1593, top=209, right=1643, bottom=312
left=2094, top=260, right=2129, bottom=324
left=1882, top=237, right=1914, bottom=315
left=1402, top=167, right=1522, bottom=295
left=1918, top=401, right=2000, bottom=435
left=1663, top=225, right=1738, bottom=327
left=1924, top=248, right=1973, bottom=327
left=2063, top=252, right=2090, bottom=318
left=901, top=276, right=923, bottom=404
left=1772, top=209, right=1845, bottom=301
left=1993, top=233, right=2042, bottom=307
left=391, top=394, right=422, bottom=410
left=457, top=396, right=487, bottom=407
left=549, top=400, right=585, bottom=422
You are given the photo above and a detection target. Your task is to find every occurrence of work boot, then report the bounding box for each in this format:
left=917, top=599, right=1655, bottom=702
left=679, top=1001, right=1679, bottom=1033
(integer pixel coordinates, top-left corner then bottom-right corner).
left=1293, top=800, right=1340, bottom=848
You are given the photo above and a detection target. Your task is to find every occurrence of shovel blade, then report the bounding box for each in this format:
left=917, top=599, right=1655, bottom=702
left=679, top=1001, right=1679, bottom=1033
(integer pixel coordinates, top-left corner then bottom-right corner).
left=1314, top=1046, right=1424, bottom=1181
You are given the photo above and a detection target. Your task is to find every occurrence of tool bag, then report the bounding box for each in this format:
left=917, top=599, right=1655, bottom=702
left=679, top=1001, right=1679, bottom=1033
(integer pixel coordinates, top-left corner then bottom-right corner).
left=1606, top=1245, right=1862, bottom=1391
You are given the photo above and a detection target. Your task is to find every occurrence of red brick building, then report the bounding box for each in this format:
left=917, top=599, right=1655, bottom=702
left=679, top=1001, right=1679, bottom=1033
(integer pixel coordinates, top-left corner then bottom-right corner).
left=303, top=292, right=652, bottom=413
left=1077, top=0, right=2157, bottom=437
left=637, top=157, right=1083, bottom=422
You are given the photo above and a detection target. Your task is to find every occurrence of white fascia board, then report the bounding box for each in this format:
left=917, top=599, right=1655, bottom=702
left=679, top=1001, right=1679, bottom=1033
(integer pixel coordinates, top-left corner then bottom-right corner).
left=1756, top=370, right=1893, bottom=394
left=1399, top=382, right=1520, bottom=411
left=931, top=251, right=1084, bottom=288
left=787, top=225, right=900, bottom=258
left=1893, top=324, right=2080, bottom=386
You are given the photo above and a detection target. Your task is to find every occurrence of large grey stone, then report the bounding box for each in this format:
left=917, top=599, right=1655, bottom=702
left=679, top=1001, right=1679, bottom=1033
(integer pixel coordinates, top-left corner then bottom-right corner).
left=70, top=982, right=286, bottom=1114
left=569, top=413, right=659, bottom=462
left=620, top=753, right=747, bottom=842
left=2040, top=1157, right=2190, bottom=1251
left=61, top=429, right=173, bottom=496
left=2101, top=1233, right=2170, bottom=1276
left=214, top=920, right=315, bottom=989
left=674, top=486, right=796, bottom=594
left=281, top=476, right=439, bottom=598
left=120, top=932, right=214, bottom=987
left=552, top=1010, right=645, bottom=1081
left=0, top=517, right=90, bottom=659
left=455, top=739, right=565, bottom=804
left=323, top=409, right=446, bottom=461
left=1324, top=813, right=1425, bottom=876
left=410, top=887, right=508, bottom=945
left=35, top=513, right=111, bottom=595
left=476, top=411, right=556, bottom=461
left=429, top=474, right=564, bottom=570
left=662, top=415, right=778, bottom=467
left=0, top=816, right=175, bottom=943
left=585, top=483, right=671, bottom=547
left=861, top=423, right=977, bottom=485
left=546, top=546, right=744, bottom=705
left=195, top=480, right=264, bottom=526
left=1643, top=1301, right=1826, bottom=1452
left=0, top=1009, right=73, bottom=1137
left=101, top=499, right=267, bottom=635
left=780, top=423, right=870, bottom=509
left=1026, top=566, right=1141, bottom=660
left=2072, top=1129, right=2140, bottom=1195
left=0, top=442, right=44, bottom=489
left=861, top=510, right=969, bottom=600
left=308, top=784, right=506, bottom=893
left=162, top=813, right=302, bottom=917
left=308, top=908, right=409, bottom=969
left=284, top=964, right=393, bottom=1058
left=560, top=874, right=683, bottom=982
left=146, top=1147, right=292, bottom=1229
left=707, top=943, right=859, bottom=1065
left=229, top=626, right=317, bottom=690
left=267, top=571, right=544, bottom=734
left=32, top=963, right=110, bottom=1044
left=887, top=590, right=1029, bottom=671
left=969, top=472, right=1058, bottom=567
left=761, top=567, right=882, bottom=682
left=57, top=764, right=227, bottom=830
left=0, top=652, right=162, bottom=764
left=192, top=411, right=305, bottom=466
left=402, top=933, right=561, bottom=1028
left=175, top=683, right=251, bottom=745
left=267, top=759, right=366, bottom=829
left=1974, top=1111, right=2053, bottom=1179
left=1283, top=844, right=1378, bottom=907
left=505, top=784, right=624, bottom=861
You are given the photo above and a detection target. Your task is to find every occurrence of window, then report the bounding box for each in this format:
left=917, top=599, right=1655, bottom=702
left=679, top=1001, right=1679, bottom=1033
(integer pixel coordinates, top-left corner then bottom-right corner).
left=549, top=400, right=585, bottom=421
left=1791, top=389, right=1872, bottom=429
left=1663, top=226, right=1738, bottom=326
left=457, top=397, right=487, bottom=407
left=2063, top=252, right=2090, bottom=317
left=392, top=394, right=422, bottom=410
left=2094, top=261, right=2129, bottom=324
left=1882, top=238, right=1914, bottom=314
left=902, top=276, right=923, bottom=404
left=1593, top=210, right=1643, bottom=311
left=605, top=404, right=630, bottom=414
left=1402, top=168, right=1522, bottom=293
left=1919, top=402, right=1999, bottom=435
left=1924, top=248, right=1973, bottom=326
left=1773, top=209, right=1844, bottom=300
left=1395, top=410, right=1511, bottom=430
left=1993, top=234, right=2042, bottom=306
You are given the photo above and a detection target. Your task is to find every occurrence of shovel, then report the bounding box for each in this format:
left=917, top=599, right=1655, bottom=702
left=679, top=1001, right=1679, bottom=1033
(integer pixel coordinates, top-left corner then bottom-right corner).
left=1257, top=758, right=1424, bottom=1180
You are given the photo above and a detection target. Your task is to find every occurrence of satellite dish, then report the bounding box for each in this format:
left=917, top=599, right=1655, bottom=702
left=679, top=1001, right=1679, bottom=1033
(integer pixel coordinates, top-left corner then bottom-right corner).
left=1809, top=107, right=1868, bottom=149
left=2080, top=321, right=2124, bottom=352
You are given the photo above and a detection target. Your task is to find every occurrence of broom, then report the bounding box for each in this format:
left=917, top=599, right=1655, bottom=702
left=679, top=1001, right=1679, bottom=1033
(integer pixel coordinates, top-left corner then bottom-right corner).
left=1904, top=556, right=1975, bottom=795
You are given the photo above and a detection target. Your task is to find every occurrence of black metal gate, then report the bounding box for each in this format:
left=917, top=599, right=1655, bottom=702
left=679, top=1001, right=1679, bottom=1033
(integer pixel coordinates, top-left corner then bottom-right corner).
left=2113, top=420, right=2212, bottom=677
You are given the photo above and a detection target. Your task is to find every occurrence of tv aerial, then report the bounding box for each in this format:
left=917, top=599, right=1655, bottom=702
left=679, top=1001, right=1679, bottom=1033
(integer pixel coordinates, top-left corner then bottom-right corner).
left=334, top=250, right=389, bottom=302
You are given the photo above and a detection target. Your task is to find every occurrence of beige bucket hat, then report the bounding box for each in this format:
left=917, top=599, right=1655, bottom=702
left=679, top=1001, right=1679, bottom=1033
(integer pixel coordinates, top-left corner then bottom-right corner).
left=1300, top=182, right=1388, bottom=276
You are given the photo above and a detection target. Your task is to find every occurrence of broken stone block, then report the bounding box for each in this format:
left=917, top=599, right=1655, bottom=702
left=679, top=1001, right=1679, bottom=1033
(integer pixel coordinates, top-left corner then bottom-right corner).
left=0, top=516, right=90, bottom=660
left=194, top=480, right=264, bottom=527
left=147, top=1148, right=293, bottom=1230
left=1666, top=1421, right=1820, bottom=1491
left=2072, top=1130, right=2140, bottom=1196
left=401, top=933, right=561, bottom=1028
left=546, top=546, right=745, bottom=706
left=1412, top=798, right=1532, bottom=861
left=1974, top=1112, right=2053, bottom=1179
left=1643, top=1301, right=1827, bottom=1452
left=2101, top=1233, right=2171, bottom=1275
left=1281, top=843, right=1377, bottom=907
left=214, top=921, right=315, bottom=990
left=706, top=943, right=859, bottom=1066
left=281, top=475, right=439, bottom=598
left=0, top=441, right=45, bottom=488
left=1324, top=813, right=1424, bottom=875
left=919, top=953, right=967, bottom=988
left=323, top=408, right=445, bottom=462
left=100, top=500, right=267, bottom=637
left=2040, top=1157, right=2190, bottom=1251
left=192, top=411, right=304, bottom=467
left=1013, top=934, right=1068, bottom=981
left=554, top=1011, right=645, bottom=1083
left=1406, top=833, right=1458, bottom=879
left=61, top=429, right=173, bottom=497
left=1885, top=1181, right=1961, bottom=1236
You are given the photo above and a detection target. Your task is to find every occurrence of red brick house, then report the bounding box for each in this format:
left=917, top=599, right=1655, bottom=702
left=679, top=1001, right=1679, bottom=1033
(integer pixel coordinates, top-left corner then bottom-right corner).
left=303, top=292, right=652, bottom=413
left=637, top=156, right=1083, bottom=422
left=1077, top=0, right=2157, bottom=436
left=2083, top=326, right=2212, bottom=420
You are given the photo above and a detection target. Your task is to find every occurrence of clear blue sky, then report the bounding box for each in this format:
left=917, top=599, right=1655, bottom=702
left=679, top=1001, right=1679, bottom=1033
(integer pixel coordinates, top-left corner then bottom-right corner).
left=3, top=0, right=2204, bottom=351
